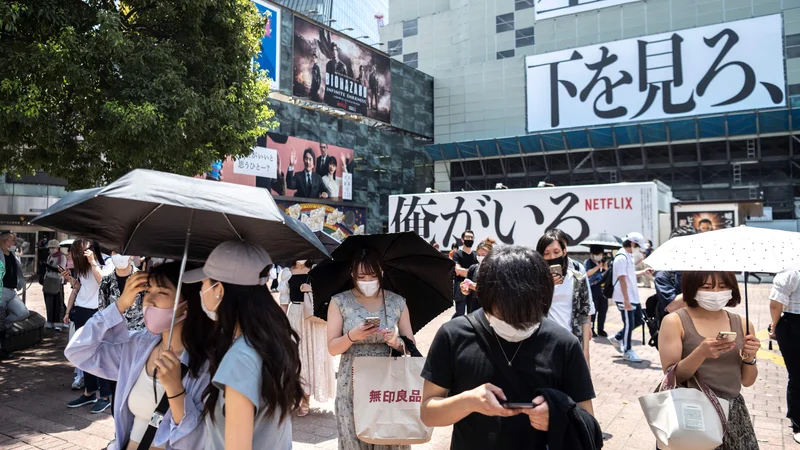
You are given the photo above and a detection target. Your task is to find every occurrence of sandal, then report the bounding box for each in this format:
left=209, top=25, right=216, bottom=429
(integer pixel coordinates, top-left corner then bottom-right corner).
left=297, top=402, right=310, bottom=417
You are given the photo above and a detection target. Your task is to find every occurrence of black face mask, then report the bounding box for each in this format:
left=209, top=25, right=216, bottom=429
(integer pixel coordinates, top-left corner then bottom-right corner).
left=463, top=240, right=474, bottom=248
left=545, top=255, right=566, bottom=268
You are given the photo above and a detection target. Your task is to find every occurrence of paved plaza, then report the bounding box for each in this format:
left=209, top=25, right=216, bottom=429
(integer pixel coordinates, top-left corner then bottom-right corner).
left=0, top=282, right=796, bottom=449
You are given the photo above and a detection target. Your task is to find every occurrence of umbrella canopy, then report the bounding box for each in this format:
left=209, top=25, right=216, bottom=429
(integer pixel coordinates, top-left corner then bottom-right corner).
left=59, top=239, right=74, bottom=249
left=32, top=169, right=330, bottom=262
left=643, top=225, right=800, bottom=273
left=309, top=232, right=455, bottom=333
left=314, top=231, right=343, bottom=253
left=579, top=232, right=623, bottom=249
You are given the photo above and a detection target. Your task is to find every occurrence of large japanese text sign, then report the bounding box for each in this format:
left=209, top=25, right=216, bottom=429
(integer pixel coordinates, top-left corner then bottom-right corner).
left=536, top=0, right=640, bottom=20
left=389, top=183, right=658, bottom=249
left=526, top=15, right=785, bottom=133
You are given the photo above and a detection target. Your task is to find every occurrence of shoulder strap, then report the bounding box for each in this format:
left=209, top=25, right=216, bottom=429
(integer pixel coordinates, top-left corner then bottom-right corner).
left=137, top=363, right=189, bottom=450
left=465, top=314, right=533, bottom=401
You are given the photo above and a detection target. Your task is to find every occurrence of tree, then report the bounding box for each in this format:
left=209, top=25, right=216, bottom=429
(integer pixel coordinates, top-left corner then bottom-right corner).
left=0, top=0, right=277, bottom=188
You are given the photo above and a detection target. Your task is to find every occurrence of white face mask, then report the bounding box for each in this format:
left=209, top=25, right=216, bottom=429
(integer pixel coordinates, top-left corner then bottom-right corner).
left=486, top=313, right=539, bottom=342
left=357, top=280, right=380, bottom=297
left=477, top=255, right=485, bottom=263
left=297, top=260, right=307, bottom=266
left=694, top=290, right=732, bottom=312
left=111, top=254, right=131, bottom=269
left=201, top=282, right=222, bottom=321
left=591, top=254, right=603, bottom=262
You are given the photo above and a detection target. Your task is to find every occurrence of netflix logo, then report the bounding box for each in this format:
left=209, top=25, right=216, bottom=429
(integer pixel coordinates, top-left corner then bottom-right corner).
left=585, top=197, right=633, bottom=210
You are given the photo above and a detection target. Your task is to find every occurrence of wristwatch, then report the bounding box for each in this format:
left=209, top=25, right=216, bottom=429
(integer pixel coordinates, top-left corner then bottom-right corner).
left=742, top=356, right=757, bottom=365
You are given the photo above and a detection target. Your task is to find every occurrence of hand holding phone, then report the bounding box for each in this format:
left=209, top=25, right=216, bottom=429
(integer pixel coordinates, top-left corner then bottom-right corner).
left=364, top=317, right=381, bottom=329
left=716, top=331, right=737, bottom=342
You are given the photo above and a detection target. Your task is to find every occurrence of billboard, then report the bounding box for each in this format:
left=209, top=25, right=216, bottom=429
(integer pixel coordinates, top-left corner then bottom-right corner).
left=292, top=16, right=391, bottom=123
left=535, top=0, right=640, bottom=20
left=389, top=183, right=659, bottom=249
left=525, top=15, right=785, bottom=133
left=672, top=202, right=740, bottom=232
left=253, top=0, right=281, bottom=85
left=276, top=200, right=367, bottom=242
left=220, top=133, right=355, bottom=201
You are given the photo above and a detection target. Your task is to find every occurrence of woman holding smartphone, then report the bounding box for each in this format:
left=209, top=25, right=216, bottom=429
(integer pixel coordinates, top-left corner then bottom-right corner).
left=326, top=249, right=415, bottom=450
left=658, top=271, right=761, bottom=449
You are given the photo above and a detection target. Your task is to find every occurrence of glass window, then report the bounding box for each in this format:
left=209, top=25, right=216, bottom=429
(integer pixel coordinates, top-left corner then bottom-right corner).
left=496, top=13, right=514, bottom=33
left=515, top=0, right=534, bottom=10
left=403, top=52, right=418, bottom=68
left=497, top=49, right=515, bottom=59
left=516, top=26, right=535, bottom=48
left=403, top=19, right=418, bottom=37
left=388, top=39, right=403, bottom=56
left=787, top=33, right=800, bottom=59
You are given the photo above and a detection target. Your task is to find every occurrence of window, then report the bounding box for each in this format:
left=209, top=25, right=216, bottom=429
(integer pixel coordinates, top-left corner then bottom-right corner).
left=787, top=33, right=800, bottom=59
left=515, top=26, right=535, bottom=47
left=497, top=49, right=515, bottom=59
left=789, top=83, right=800, bottom=96
left=403, top=52, right=419, bottom=68
left=388, top=39, right=403, bottom=56
left=515, top=0, right=534, bottom=10
left=496, top=13, right=514, bottom=33
left=403, top=19, right=418, bottom=37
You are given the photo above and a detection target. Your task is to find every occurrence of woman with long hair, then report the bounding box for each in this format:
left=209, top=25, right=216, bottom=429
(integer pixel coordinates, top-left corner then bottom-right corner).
left=321, top=158, right=342, bottom=199
left=326, top=249, right=415, bottom=450
left=659, top=271, right=761, bottom=449
left=185, top=241, right=302, bottom=450
left=62, top=238, right=114, bottom=413
left=279, top=260, right=336, bottom=416
left=65, top=261, right=214, bottom=449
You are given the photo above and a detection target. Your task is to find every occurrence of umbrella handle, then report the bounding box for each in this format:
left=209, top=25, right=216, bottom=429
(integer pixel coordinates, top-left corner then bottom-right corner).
left=167, top=210, right=194, bottom=350
left=744, top=272, right=750, bottom=336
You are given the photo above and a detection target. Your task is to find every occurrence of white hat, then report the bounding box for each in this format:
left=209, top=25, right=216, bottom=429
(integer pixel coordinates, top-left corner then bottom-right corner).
left=625, top=232, right=647, bottom=248
left=47, top=239, right=60, bottom=249
left=183, top=241, right=272, bottom=286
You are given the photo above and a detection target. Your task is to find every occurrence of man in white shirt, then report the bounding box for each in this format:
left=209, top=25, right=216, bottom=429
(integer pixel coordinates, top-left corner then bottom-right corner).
left=769, top=269, right=800, bottom=444
left=612, top=232, right=654, bottom=363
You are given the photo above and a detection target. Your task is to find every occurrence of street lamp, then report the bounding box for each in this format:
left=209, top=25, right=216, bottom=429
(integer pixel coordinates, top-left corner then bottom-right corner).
left=355, top=36, right=370, bottom=39
left=338, top=27, right=354, bottom=32
left=325, top=19, right=337, bottom=24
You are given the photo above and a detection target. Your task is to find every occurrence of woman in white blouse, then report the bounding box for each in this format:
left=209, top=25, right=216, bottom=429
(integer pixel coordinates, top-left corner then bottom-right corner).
left=769, top=270, right=800, bottom=444
left=321, top=154, right=348, bottom=200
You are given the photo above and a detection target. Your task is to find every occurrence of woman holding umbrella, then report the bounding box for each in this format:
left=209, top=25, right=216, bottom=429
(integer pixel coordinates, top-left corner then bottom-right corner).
left=326, top=249, right=415, bottom=450
left=658, top=271, right=761, bottom=449
left=65, top=262, right=214, bottom=449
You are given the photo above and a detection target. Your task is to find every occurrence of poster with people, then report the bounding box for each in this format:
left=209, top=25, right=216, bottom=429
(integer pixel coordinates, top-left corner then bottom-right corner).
left=252, top=0, right=281, bottom=85
left=220, top=133, right=355, bottom=201
left=676, top=211, right=736, bottom=232
left=292, top=16, right=391, bottom=124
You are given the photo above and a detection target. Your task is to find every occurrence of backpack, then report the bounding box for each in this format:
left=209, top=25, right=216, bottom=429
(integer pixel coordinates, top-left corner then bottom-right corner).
left=601, top=253, right=627, bottom=299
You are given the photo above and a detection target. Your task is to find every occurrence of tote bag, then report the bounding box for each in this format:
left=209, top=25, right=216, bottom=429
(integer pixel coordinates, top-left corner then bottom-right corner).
left=639, top=365, right=730, bottom=450
left=352, top=355, right=433, bottom=445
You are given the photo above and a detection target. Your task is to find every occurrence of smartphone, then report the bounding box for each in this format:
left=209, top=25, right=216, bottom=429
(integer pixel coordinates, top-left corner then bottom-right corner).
left=502, top=401, right=536, bottom=409
left=716, top=331, right=737, bottom=342
left=57, top=265, right=65, bottom=272
left=364, top=317, right=381, bottom=328
left=549, top=265, right=562, bottom=277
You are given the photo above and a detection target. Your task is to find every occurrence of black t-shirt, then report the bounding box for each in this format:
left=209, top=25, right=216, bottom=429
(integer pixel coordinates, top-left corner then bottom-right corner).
left=116, top=274, right=130, bottom=295
left=421, top=311, right=595, bottom=450
left=452, top=249, right=479, bottom=300
left=3, top=252, right=17, bottom=289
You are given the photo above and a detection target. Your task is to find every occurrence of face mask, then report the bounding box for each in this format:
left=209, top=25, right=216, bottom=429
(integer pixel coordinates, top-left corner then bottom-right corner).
left=486, top=313, right=539, bottom=342
left=545, top=255, right=566, bottom=268
left=201, top=282, right=222, bottom=321
left=8, top=245, right=16, bottom=252
left=591, top=254, right=603, bottom=262
left=50, top=248, right=60, bottom=254
left=111, top=254, right=130, bottom=269
left=477, top=255, right=485, bottom=263
left=694, top=290, right=733, bottom=312
left=297, top=260, right=307, bottom=266
left=357, top=280, right=380, bottom=297
left=143, top=302, right=187, bottom=334
left=463, top=240, right=474, bottom=248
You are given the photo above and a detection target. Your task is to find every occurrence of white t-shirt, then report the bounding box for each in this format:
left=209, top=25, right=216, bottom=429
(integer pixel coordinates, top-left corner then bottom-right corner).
left=548, top=270, right=575, bottom=332
left=612, top=250, right=640, bottom=305
left=74, top=271, right=102, bottom=309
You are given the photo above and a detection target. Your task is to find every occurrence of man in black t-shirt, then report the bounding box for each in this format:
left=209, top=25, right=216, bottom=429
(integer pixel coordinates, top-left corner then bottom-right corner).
left=0, top=232, right=30, bottom=359
left=451, top=230, right=478, bottom=319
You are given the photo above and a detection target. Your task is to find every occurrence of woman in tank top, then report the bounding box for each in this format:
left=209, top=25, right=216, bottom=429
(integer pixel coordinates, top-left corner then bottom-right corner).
left=658, top=271, right=762, bottom=449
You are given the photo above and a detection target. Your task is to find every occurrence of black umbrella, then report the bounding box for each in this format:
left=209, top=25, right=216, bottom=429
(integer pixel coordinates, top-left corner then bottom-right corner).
left=579, top=232, right=623, bottom=249
left=309, top=232, right=455, bottom=333
left=314, top=231, right=343, bottom=253
left=33, top=169, right=330, bottom=345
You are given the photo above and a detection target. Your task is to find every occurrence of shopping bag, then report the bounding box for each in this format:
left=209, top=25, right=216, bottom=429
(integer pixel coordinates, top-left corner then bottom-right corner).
left=352, top=355, right=433, bottom=445
left=639, top=365, right=730, bottom=450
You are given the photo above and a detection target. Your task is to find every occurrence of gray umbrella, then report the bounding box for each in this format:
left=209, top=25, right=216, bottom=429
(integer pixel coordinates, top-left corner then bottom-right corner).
left=579, top=232, right=624, bottom=249
left=32, top=169, right=330, bottom=347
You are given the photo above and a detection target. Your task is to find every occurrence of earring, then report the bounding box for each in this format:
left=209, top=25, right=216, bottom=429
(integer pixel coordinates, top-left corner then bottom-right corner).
left=216, top=294, right=221, bottom=299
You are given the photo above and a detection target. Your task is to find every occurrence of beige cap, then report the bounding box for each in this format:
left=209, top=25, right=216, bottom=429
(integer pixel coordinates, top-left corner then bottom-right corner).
left=183, top=241, right=272, bottom=286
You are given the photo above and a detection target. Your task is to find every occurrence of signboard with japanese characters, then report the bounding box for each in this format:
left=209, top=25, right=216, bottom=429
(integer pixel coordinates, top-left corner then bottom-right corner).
left=389, top=183, right=660, bottom=249
left=526, top=15, right=786, bottom=133
left=342, top=172, right=353, bottom=201
left=233, top=146, right=278, bottom=178
left=535, top=0, right=640, bottom=20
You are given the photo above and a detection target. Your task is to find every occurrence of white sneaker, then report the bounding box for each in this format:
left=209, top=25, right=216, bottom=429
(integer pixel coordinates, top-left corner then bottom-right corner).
left=45, top=322, right=54, bottom=329
left=611, top=337, right=624, bottom=354
left=624, top=349, right=642, bottom=363
left=71, top=375, right=84, bottom=390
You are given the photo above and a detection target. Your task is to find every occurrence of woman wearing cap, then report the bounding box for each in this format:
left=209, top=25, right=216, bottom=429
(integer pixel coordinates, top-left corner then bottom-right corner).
left=65, top=262, right=214, bottom=449
left=326, top=249, right=415, bottom=450
left=43, top=239, right=67, bottom=331
left=278, top=260, right=336, bottom=417
left=187, top=241, right=302, bottom=450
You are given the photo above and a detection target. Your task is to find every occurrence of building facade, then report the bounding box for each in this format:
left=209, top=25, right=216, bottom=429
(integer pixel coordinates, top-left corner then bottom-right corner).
left=381, top=0, right=800, bottom=220
left=272, top=0, right=388, bottom=46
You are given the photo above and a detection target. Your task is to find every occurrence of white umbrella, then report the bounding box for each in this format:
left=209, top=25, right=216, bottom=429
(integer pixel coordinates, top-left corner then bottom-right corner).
left=643, top=225, right=800, bottom=334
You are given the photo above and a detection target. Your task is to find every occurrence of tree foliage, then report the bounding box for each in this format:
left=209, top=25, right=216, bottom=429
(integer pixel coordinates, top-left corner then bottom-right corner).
left=0, top=0, right=277, bottom=188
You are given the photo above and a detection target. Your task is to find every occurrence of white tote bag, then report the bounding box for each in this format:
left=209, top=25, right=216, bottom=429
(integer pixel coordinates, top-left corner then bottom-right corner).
left=352, top=355, right=433, bottom=445
left=639, top=365, right=730, bottom=450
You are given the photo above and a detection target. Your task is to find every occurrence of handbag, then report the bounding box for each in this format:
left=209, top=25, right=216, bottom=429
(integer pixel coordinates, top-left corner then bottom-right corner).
left=639, top=365, right=730, bottom=450
left=42, top=271, right=62, bottom=295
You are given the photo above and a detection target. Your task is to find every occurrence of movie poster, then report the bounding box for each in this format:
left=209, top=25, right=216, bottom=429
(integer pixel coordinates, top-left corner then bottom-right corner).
left=220, top=133, right=355, bottom=201
left=275, top=200, right=367, bottom=242
left=292, top=16, right=391, bottom=123
left=252, top=0, right=280, bottom=85
left=676, top=211, right=736, bottom=232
